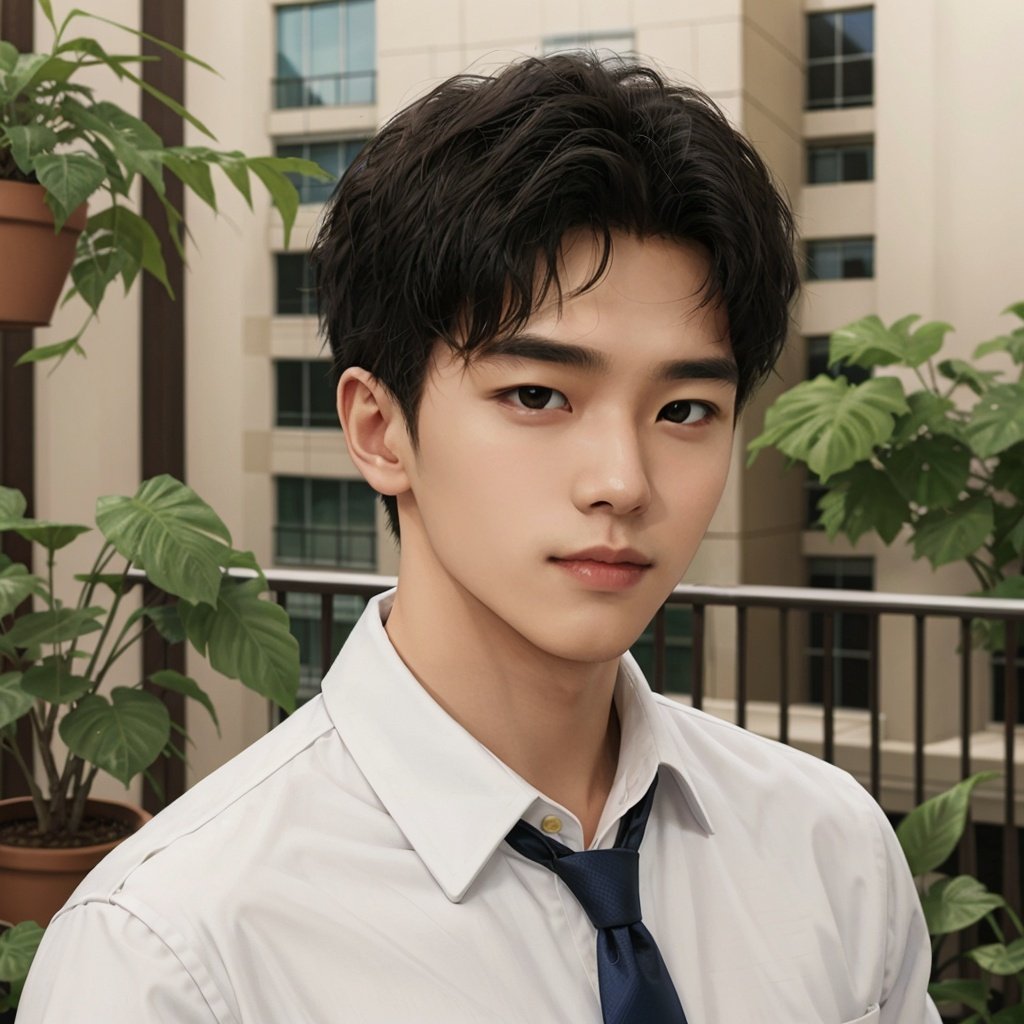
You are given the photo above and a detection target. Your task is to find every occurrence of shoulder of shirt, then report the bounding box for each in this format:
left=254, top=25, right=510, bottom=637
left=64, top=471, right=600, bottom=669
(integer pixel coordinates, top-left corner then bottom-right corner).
left=54, top=696, right=338, bottom=918
left=648, top=692, right=884, bottom=819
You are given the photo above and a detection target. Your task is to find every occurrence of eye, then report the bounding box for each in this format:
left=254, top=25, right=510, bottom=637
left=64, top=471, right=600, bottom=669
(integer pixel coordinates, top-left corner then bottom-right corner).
left=503, top=386, right=569, bottom=411
left=659, top=400, right=715, bottom=425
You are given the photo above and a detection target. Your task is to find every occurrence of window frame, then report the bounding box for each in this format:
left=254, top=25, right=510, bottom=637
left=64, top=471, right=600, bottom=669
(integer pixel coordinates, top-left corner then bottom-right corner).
left=806, top=139, right=875, bottom=185
left=805, top=237, right=875, bottom=281
left=805, top=7, right=874, bottom=111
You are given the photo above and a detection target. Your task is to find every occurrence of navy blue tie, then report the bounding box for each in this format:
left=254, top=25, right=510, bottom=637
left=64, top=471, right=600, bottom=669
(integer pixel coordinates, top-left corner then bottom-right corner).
left=505, top=775, right=688, bottom=1023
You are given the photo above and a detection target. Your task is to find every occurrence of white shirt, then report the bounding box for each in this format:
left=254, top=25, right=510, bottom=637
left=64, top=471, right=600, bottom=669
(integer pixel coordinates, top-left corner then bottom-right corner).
left=19, top=590, right=938, bottom=1023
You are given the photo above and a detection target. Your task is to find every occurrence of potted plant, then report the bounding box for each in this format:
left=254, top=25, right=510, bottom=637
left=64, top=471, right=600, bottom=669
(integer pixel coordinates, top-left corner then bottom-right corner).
left=0, top=474, right=300, bottom=926
left=0, top=919, right=43, bottom=1018
left=0, top=0, right=329, bottom=360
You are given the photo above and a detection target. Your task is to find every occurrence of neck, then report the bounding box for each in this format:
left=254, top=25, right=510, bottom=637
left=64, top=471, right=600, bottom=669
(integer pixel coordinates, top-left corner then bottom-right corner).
left=384, top=578, right=621, bottom=846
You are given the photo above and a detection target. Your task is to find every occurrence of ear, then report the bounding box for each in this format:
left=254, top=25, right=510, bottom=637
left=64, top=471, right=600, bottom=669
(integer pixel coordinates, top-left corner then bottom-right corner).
left=336, top=368, right=412, bottom=497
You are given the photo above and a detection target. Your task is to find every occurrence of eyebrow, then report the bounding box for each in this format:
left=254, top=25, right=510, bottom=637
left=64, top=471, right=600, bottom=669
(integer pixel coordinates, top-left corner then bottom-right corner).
left=476, top=334, right=739, bottom=387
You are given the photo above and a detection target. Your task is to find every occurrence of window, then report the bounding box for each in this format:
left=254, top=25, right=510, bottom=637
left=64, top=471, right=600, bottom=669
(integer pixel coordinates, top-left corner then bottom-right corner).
left=990, top=642, right=1024, bottom=725
left=275, top=476, right=377, bottom=568
left=275, top=253, right=315, bottom=316
left=807, top=140, right=874, bottom=184
left=630, top=605, right=693, bottom=694
left=542, top=32, right=635, bottom=61
left=274, top=1, right=375, bottom=109
left=805, top=238, right=874, bottom=280
left=806, top=557, right=873, bottom=709
left=806, top=8, right=873, bottom=110
left=278, top=592, right=365, bottom=716
left=276, top=360, right=338, bottom=429
left=804, top=337, right=871, bottom=528
left=274, top=138, right=367, bottom=205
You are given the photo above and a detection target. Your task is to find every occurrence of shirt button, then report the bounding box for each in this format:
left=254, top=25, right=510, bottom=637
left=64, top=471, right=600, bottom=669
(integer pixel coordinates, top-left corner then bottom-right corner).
left=540, top=815, right=563, bottom=834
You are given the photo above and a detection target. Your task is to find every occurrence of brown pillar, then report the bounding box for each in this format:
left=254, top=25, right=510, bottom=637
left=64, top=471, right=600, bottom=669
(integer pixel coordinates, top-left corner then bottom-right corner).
left=0, top=0, right=37, bottom=800
left=140, top=0, right=187, bottom=812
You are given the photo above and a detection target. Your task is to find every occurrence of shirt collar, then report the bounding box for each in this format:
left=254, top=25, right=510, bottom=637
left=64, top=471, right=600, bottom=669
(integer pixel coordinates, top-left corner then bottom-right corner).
left=321, top=589, right=713, bottom=903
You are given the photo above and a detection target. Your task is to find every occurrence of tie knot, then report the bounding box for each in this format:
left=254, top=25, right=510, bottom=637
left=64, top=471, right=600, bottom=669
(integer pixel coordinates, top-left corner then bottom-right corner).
left=552, top=848, right=641, bottom=929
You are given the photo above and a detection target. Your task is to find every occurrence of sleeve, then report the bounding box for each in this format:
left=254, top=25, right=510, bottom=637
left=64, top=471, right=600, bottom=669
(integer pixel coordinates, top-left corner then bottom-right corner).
left=16, top=901, right=225, bottom=1024
left=871, top=800, right=942, bottom=1024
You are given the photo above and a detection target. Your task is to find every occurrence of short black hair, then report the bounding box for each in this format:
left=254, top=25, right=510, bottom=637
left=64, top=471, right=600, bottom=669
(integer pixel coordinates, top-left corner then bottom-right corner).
left=312, top=52, right=798, bottom=542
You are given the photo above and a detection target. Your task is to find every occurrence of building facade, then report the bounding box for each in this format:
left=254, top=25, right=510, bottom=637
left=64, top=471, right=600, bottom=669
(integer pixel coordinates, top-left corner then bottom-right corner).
left=9, top=0, right=1023, bottom=803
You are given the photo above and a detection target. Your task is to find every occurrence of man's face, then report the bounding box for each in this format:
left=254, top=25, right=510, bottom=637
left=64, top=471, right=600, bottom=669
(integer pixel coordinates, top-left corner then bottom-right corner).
left=395, top=231, right=736, bottom=665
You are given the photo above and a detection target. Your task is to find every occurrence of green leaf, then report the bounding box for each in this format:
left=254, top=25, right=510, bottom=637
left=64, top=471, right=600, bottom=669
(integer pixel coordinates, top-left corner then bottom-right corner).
left=927, top=979, right=989, bottom=1015
left=247, top=157, right=300, bottom=249
left=33, top=153, right=106, bottom=229
left=969, top=939, right=1024, bottom=976
left=829, top=314, right=951, bottom=370
left=0, top=42, right=18, bottom=74
left=993, top=1007, right=1024, bottom=1024
left=204, top=577, right=299, bottom=713
left=815, top=464, right=909, bottom=544
left=150, top=668, right=219, bottom=733
left=162, top=151, right=216, bottom=211
left=913, top=496, right=995, bottom=569
left=7, top=53, right=50, bottom=96
left=0, top=486, right=26, bottom=521
left=0, top=672, right=34, bottom=731
left=0, top=563, right=43, bottom=618
left=992, top=442, right=1024, bottom=494
left=965, top=384, right=1024, bottom=458
left=921, top=875, right=1004, bottom=935
left=0, top=920, right=45, bottom=983
left=96, top=474, right=232, bottom=608
left=216, top=151, right=252, bottom=208
left=125, top=602, right=186, bottom=644
left=59, top=687, right=170, bottom=788
left=748, top=375, right=908, bottom=482
left=883, top=435, right=971, bottom=510
left=14, top=335, right=86, bottom=366
left=223, top=548, right=267, bottom=586
left=85, top=205, right=172, bottom=297
left=4, top=606, right=105, bottom=649
left=21, top=657, right=93, bottom=704
left=897, top=771, right=1000, bottom=876
left=975, top=330, right=1024, bottom=366
left=938, top=359, right=1002, bottom=396
left=9, top=520, right=90, bottom=552
left=890, top=390, right=959, bottom=445
left=71, top=246, right=130, bottom=314
left=178, top=597, right=215, bottom=655
left=3, top=124, right=58, bottom=175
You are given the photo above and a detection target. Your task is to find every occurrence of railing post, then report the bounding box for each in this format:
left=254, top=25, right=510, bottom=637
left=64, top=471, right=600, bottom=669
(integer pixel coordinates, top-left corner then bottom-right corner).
left=691, top=604, right=705, bottom=711
left=914, top=614, right=926, bottom=807
left=822, top=612, right=835, bottom=764
left=736, top=605, right=747, bottom=730
left=779, top=608, right=789, bottom=746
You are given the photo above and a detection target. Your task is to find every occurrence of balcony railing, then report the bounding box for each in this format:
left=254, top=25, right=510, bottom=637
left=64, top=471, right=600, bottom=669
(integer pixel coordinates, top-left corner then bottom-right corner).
left=260, top=570, right=1024, bottom=908
left=273, top=524, right=375, bottom=569
left=272, top=70, right=376, bottom=109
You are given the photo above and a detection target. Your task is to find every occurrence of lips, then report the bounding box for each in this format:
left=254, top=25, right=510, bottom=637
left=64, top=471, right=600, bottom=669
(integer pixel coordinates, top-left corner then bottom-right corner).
left=552, top=546, right=652, bottom=567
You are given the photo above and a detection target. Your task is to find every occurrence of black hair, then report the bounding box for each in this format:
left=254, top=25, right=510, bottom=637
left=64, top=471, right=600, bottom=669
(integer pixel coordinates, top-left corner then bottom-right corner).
left=311, top=52, right=799, bottom=542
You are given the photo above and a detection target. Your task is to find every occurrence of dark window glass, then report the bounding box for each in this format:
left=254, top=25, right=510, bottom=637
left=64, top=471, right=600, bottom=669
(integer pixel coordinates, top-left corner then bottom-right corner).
left=806, top=557, right=874, bottom=709
left=276, top=360, right=304, bottom=427
left=806, top=238, right=874, bottom=280
left=275, top=360, right=338, bottom=428
left=807, top=141, right=874, bottom=184
left=274, top=476, right=377, bottom=569
left=274, top=1, right=376, bottom=109
left=275, top=138, right=367, bottom=205
left=275, top=253, right=315, bottom=315
left=806, top=8, right=874, bottom=109
left=991, top=644, right=1024, bottom=725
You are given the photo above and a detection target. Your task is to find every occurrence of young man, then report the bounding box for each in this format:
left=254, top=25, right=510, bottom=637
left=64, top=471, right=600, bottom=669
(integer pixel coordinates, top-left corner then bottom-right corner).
left=20, top=55, right=938, bottom=1022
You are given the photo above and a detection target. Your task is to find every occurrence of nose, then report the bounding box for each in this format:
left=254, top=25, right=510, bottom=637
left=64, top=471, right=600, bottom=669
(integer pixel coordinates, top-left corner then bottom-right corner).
left=570, top=419, right=652, bottom=516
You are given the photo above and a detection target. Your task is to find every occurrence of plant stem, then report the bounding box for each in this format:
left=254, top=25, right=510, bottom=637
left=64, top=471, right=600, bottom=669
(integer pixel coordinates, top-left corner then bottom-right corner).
left=68, top=764, right=100, bottom=833
left=0, top=733, right=49, bottom=830
left=82, top=561, right=131, bottom=685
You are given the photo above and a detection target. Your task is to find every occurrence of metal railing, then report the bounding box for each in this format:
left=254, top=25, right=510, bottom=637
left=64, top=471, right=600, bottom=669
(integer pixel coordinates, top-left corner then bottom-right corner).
left=262, top=569, right=1024, bottom=908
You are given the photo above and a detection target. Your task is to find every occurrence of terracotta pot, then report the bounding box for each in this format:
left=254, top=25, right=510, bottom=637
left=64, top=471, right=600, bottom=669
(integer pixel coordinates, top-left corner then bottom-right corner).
left=0, top=797, right=150, bottom=926
left=0, top=180, right=88, bottom=329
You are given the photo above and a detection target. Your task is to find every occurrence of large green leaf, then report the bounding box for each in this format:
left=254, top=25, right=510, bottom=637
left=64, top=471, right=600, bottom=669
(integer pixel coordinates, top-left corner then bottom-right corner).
left=162, top=151, right=216, bottom=211
left=204, top=578, right=298, bottom=713
left=884, top=435, right=971, bottom=510
left=829, top=314, right=951, bottom=370
left=969, top=939, right=1024, bottom=976
left=95, top=475, right=231, bottom=607
left=3, top=606, right=105, bottom=649
left=897, top=771, right=999, bottom=876
left=920, top=875, right=1004, bottom=935
left=125, top=603, right=186, bottom=644
left=247, top=157, right=300, bottom=250
left=21, top=657, right=94, bottom=704
left=85, top=205, right=171, bottom=295
left=927, top=979, right=989, bottom=1015
left=59, top=688, right=170, bottom=787
left=3, top=124, right=58, bottom=175
left=34, top=153, right=106, bottom=229
left=912, top=496, right=995, bottom=568
left=0, top=672, right=34, bottom=730
left=0, top=563, right=43, bottom=618
left=890, top=391, right=957, bottom=445
left=0, top=41, right=18, bottom=74
left=748, top=375, right=908, bottom=481
left=816, top=465, right=908, bottom=544
left=966, top=384, right=1024, bottom=458
left=71, top=247, right=130, bottom=314
left=0, top=486, right=26, bottom=521
left=0, top=920, right=44, bottom=983
left=150, top=668, right=219, bottom=733
left=8, top=519, right=90, bottom=552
